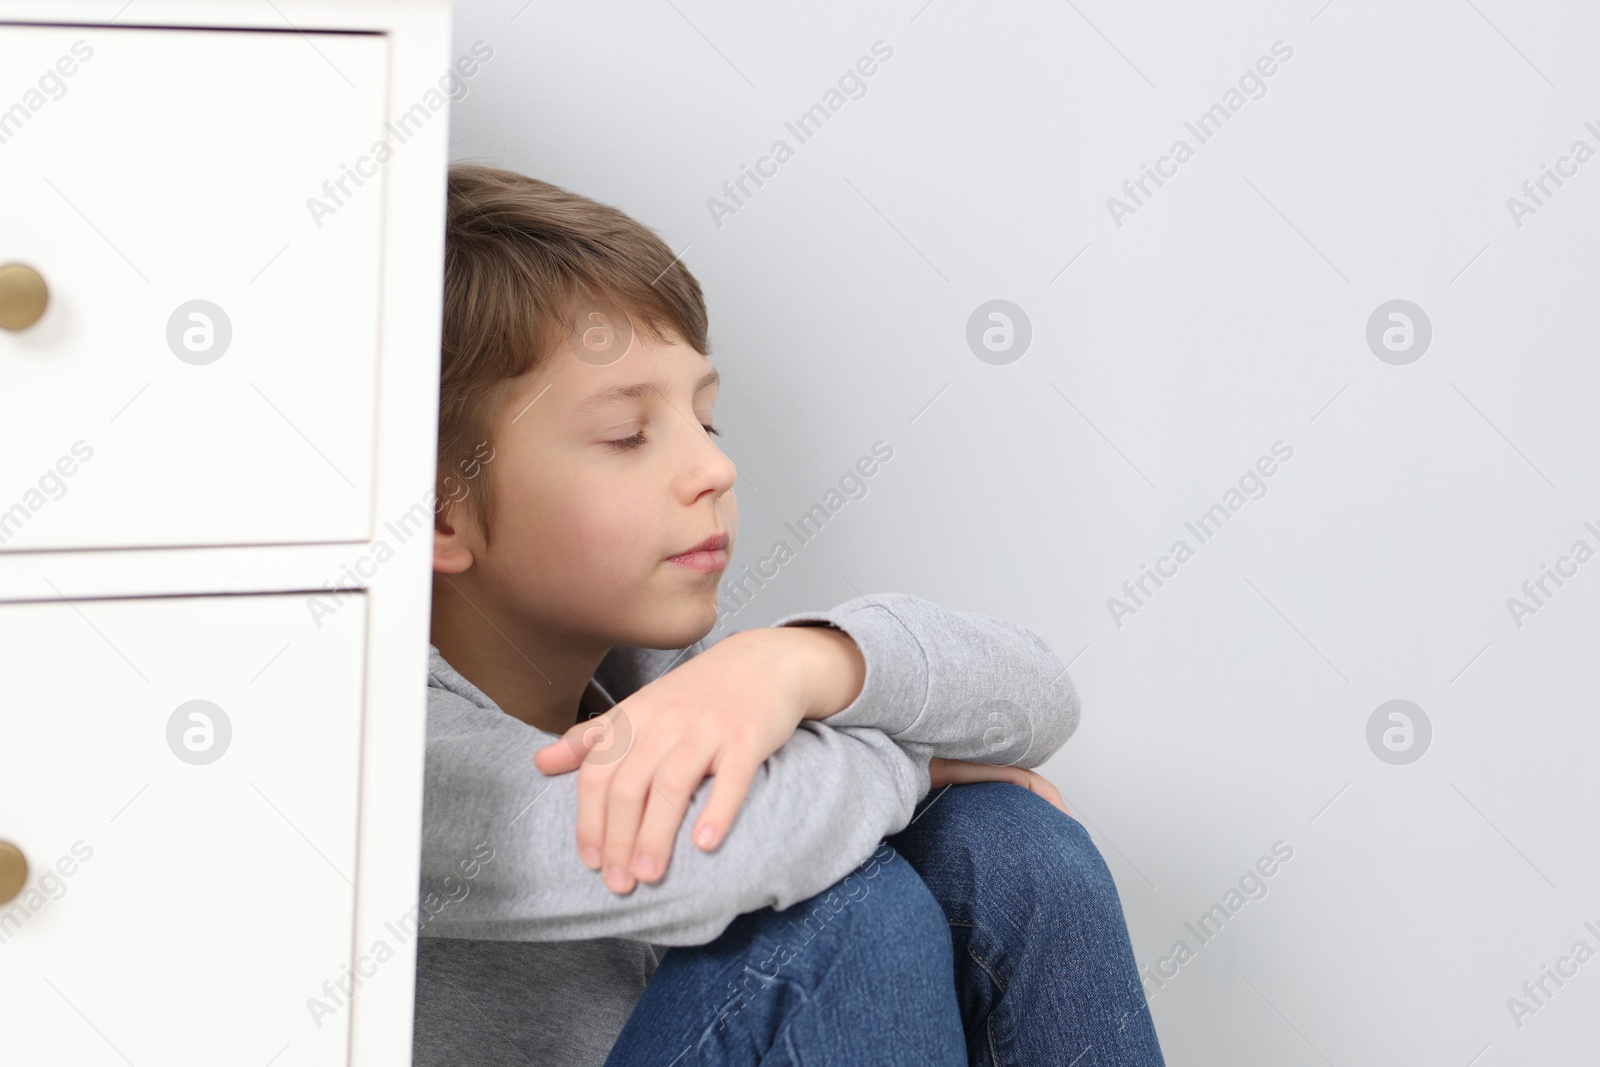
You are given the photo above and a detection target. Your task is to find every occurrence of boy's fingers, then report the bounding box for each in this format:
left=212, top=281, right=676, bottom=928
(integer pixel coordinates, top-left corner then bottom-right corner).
left=573, top=711, right=645, bottom=871
left=927, top=760, right=1072, bottom=815
left=628, top=790, right=685, bottom=884
left=580, top=708, right=636, bottom=767
left=628, top=744, right=717, bottom=883
left=573, top=757, right=617, bottom=871
left=691, top=757, right=759, bottom=853
left=533, top=737, right=582, bottom=775
left=599, top=742, right=674, bottom=893
left=925, top=759, right=1072, bottom=816
left=932, top=759, right=1025, bottom=788
left=1024, top=771, right=1070, bottom=816
left=536, top=714, right=611, bottom=775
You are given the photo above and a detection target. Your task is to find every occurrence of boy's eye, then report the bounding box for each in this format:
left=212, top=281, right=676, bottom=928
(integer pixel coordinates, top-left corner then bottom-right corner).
left=605, top=430, right=648, bottom=452
left=603, top=424, right=721, bottom=453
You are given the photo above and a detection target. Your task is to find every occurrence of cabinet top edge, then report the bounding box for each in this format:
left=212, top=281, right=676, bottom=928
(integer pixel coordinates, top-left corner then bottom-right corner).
left=0, top=0, right=449, bottom=34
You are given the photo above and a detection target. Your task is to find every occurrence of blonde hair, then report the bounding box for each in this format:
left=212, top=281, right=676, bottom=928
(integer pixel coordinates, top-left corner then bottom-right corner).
left=437, top=162, right=711, bottom=548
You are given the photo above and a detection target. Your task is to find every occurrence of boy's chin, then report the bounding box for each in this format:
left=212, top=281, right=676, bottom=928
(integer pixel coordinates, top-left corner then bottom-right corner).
left=633, top=590, right=721, bottom=650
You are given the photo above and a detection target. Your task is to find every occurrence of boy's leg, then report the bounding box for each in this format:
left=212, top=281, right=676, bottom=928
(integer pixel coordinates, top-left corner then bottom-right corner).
left=604, top=843, right=965, bottom=1067
left=885, top=781, right=1167, bottom=1067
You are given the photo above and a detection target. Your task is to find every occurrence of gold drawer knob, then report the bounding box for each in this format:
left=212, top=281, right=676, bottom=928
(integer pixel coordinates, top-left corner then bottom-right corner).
left=0, top=263, right=49, bottom=331
left=0, top=841, right=26, bottom=904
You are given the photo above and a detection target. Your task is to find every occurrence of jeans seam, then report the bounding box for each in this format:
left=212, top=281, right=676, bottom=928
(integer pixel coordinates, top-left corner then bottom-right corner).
left=963, top=928, right=1009, bottom=1067
left=964, top=942, right=1007, bottom=995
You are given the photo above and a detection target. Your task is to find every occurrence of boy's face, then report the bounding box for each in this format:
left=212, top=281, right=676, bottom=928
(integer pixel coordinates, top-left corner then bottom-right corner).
left=437, top=319, right=737, bottom=654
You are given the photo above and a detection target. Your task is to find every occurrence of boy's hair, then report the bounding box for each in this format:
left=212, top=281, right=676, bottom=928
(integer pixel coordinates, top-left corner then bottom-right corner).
left=437, top=162, right=711, bottom=547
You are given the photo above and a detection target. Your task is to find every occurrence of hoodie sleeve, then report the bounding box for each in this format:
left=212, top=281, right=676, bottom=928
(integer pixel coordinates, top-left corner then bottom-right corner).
left=767, top=592, right=1081, bottom=769
left=420, top=690, right=924, bottom=947
left=599, top=593, right=1080, bottom=769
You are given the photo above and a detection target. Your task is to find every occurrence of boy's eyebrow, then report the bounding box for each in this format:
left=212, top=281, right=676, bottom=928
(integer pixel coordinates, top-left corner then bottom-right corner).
left=575, top=368, right=720, bottom=414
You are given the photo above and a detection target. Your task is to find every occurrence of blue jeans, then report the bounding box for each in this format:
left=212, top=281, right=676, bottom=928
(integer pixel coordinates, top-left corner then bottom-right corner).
left=604, top=782, right=1166, bottom=1066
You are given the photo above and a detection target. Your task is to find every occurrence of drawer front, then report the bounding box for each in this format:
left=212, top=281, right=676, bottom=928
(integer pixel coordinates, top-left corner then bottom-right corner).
left=0, top=25, right=388, bottom=550
left=0, top=591, right=367, bottom=1066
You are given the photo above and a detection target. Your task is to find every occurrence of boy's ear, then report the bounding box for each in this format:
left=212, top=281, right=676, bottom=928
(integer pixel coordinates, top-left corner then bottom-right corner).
left=433, top=504, right=475, bottom=574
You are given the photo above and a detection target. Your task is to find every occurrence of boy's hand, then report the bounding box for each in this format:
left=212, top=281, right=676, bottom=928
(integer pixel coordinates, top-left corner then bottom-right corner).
left=532, top=625, right=865, bottom=894
left=927, top=757, right=1070, bottom=816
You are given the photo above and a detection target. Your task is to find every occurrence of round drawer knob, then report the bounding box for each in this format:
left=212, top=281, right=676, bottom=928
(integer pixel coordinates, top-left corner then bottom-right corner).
left=0, top=841, right=27, bottom=904
left=0, top=262, right=49, bottom=331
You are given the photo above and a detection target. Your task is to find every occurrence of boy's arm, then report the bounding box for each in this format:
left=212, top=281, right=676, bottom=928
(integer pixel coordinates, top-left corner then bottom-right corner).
left=768, top=592, right=1080, bottom=768
left=433, top=591, right=1071, bottom=943
left=421, top=691, right=926, bottom=947
left=599, top=593, right=1081, bottom=770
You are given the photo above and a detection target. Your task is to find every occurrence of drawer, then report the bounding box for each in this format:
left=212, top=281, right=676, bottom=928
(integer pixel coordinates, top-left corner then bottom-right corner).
left=0, top=24, right=388, bottom=550
left=0, top=590, right=367, bottom=1066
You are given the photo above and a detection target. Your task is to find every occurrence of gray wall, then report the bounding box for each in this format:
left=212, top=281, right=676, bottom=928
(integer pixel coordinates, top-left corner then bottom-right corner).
left=447, top=2, right=1600, bottom=1062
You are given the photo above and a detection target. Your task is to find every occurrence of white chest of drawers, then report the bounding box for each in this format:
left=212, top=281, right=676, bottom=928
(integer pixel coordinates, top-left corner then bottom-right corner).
left=0, top=3, right=453, bottom=1064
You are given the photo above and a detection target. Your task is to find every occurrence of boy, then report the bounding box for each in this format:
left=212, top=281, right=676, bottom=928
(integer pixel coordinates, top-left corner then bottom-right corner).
left=413, top=163, right=1164, bottom=1065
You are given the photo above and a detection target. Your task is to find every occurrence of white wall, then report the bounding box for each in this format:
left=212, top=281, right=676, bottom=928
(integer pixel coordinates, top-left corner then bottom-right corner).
left=447, top=2, right=1600, bottom=1062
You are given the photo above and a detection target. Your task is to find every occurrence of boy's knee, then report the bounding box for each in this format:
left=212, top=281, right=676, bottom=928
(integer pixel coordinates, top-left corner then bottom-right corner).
left=917, top=782, right=1122, bottom=912
left=793, top=846, right=949, bottom=955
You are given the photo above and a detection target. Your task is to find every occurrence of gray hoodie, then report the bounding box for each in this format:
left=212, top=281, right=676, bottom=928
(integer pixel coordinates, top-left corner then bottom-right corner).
left=412, top=592, right=1080, bottom=1066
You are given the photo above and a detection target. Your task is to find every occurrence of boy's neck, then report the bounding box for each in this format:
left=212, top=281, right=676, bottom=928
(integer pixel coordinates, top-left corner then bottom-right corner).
left=431, top=596, right=607, bottom=735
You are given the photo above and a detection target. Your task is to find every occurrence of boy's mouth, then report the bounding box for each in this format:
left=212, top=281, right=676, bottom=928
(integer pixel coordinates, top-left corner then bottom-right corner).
left=666, top=532, right=730, bottom=573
